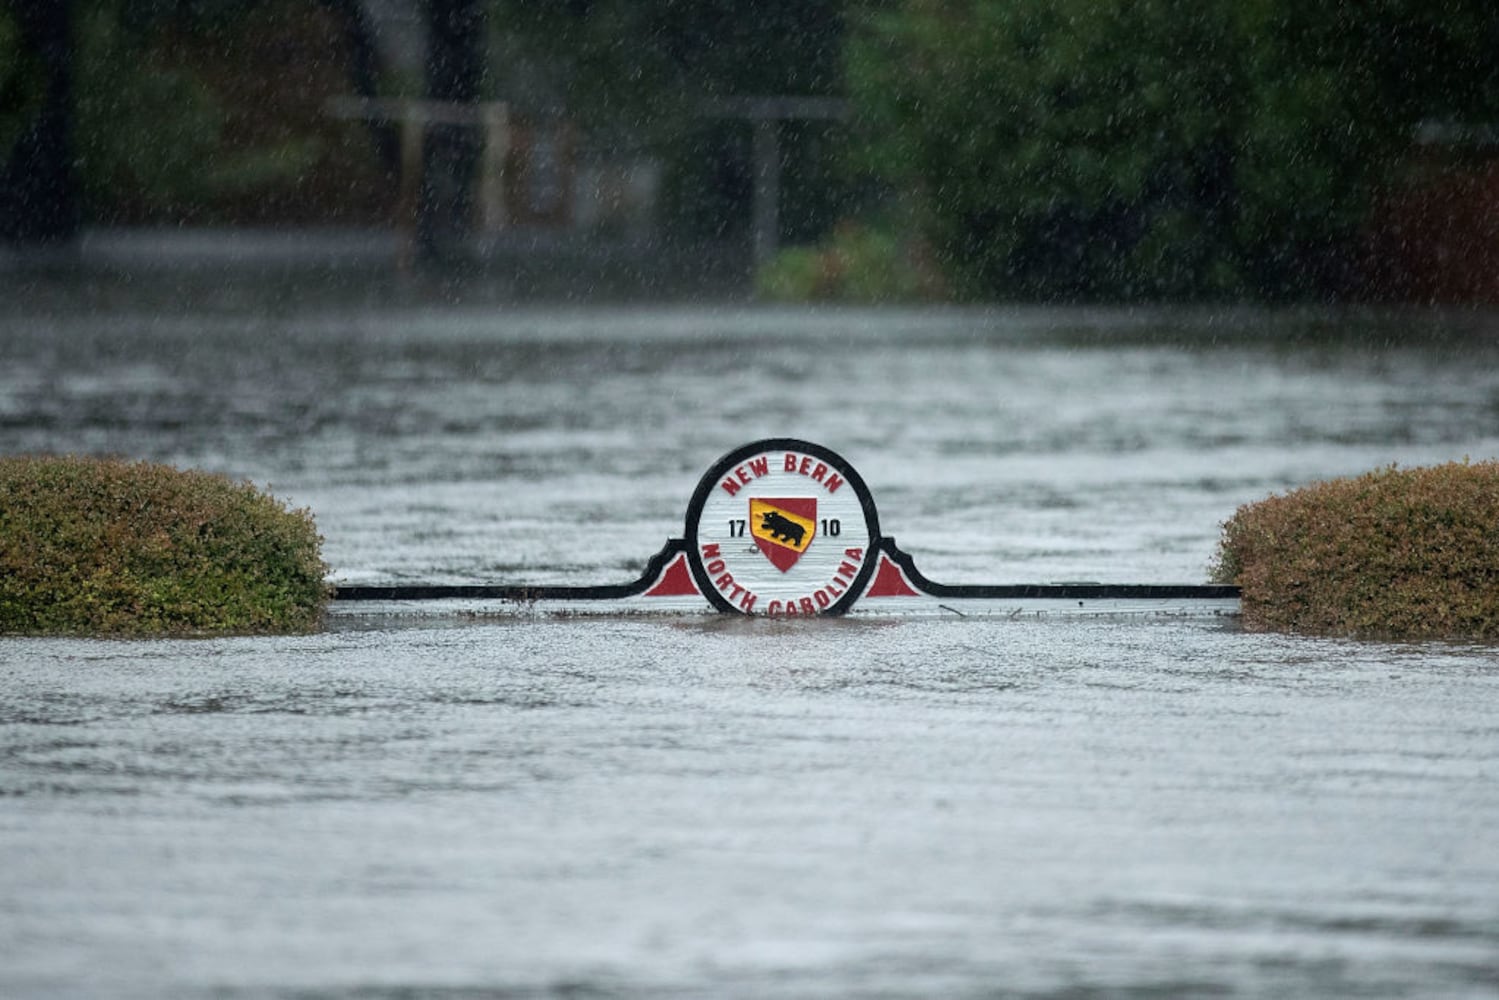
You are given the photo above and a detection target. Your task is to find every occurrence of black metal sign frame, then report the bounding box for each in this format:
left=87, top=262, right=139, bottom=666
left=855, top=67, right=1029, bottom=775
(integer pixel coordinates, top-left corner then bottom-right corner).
left=334, top=439, right=1240, bottom=616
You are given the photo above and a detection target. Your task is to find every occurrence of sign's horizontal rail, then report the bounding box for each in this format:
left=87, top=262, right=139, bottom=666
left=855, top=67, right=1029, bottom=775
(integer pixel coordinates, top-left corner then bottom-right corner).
left=331, top=538, right=1241, bottom=612
left=872, top=540, right=1239, bottom=601
left=332, top=539, right=689, bottom=603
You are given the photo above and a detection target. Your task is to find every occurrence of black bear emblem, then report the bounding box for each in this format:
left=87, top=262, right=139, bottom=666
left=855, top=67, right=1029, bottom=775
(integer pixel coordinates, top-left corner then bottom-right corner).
left=760, top=510, right=807, bottom=547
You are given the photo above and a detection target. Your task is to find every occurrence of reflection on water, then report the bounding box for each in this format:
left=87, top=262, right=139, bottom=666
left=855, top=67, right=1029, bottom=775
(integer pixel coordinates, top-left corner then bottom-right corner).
left=2, top=291, right=1498, bottom=997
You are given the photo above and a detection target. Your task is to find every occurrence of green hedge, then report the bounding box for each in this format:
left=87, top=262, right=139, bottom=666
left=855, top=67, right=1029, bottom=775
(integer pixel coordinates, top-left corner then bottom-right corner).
left=0, top=456, right=329, bottom=636
left=846, top=0, right=1499, bottom=300
left=1212, top=462, right=1499, bottom=639
left=756, top=222, right=947, bottom=302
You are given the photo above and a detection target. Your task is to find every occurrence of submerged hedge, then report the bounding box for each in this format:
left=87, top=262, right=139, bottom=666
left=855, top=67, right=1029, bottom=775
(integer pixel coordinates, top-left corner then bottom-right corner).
left=0, top=456, right=329, bottom=636
left=1212, top=461, right=1499, bottom=640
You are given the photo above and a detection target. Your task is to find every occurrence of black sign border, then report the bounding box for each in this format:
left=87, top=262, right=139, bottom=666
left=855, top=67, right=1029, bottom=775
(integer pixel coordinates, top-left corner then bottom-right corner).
left=683, top=438, right=882, bottom=616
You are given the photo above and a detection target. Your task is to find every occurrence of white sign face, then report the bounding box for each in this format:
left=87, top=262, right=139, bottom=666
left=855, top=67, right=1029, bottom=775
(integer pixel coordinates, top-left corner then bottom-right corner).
left=685, top=440, right=880, bottom=615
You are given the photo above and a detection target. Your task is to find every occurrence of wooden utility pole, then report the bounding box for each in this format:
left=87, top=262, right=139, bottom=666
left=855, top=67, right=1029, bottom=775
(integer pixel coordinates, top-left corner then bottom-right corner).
left=1, top=1, right=80, bottom=243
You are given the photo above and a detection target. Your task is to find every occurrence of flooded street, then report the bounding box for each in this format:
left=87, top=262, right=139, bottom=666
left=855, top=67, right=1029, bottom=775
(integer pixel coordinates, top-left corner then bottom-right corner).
left=3, top=287, right=1498, bottom=996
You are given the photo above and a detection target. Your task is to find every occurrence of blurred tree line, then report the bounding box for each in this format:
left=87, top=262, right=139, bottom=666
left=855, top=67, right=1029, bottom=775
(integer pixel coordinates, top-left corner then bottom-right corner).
left=2, top=0, right=1495, bottom=299
left=0, top=0, right=463, bottom=241
left=0, top=0, right=845, bottom=252
left=846, top=0, right=1499, bottom=300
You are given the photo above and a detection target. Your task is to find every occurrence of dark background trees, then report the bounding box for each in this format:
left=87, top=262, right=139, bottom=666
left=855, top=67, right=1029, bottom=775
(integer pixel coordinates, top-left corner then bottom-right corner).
left=847, top=0, right=1499, bottom=300
left=1, top=1, right=395, bottom=237
left=0, top=0, right=849, bottom=258
left=2, top=0, right=1495, bottom=299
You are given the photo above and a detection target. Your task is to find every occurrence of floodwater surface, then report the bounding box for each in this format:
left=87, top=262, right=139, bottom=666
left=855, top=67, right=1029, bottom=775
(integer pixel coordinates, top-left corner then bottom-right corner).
left=2, top=290, right=1498, bottom=997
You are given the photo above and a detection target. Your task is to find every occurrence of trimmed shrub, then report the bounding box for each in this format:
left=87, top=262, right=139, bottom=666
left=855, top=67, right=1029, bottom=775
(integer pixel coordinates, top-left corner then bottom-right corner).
left=1212, top=461, right=1499, bottom=639
left=756, top=221, right=948, bottom=302
left=0, top=455, right=329, bottom=636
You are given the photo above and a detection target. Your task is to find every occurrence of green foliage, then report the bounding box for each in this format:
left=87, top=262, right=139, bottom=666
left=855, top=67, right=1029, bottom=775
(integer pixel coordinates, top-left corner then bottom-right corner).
left=0, top=456, right=330, bottom=637
left=757, top=220, right=946, bottom=301
left=1212, top=461, right=1499, bottom=639
left=0, top=1, right=341, bottom=224
left=847, top=0, right=1499, bottom=301
left=73, top=3, right=227, bottom=208
left=71, top=0, right=320, bottom=216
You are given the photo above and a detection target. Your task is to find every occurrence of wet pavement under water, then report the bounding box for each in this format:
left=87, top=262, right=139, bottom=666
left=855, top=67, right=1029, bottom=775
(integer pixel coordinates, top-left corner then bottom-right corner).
left=2, top=279, right=1498, bottom=997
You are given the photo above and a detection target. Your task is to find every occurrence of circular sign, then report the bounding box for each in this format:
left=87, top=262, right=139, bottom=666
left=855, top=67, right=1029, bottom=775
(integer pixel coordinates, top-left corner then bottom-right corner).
left=684, top=439, right=880, bottom=616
